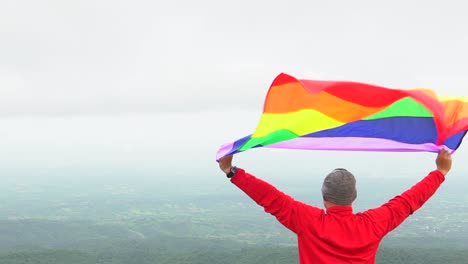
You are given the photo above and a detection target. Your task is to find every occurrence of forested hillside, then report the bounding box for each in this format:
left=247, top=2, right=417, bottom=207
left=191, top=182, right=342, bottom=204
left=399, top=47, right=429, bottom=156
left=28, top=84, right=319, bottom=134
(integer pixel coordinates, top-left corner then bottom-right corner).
left=0, top=173, right=466, bottom=263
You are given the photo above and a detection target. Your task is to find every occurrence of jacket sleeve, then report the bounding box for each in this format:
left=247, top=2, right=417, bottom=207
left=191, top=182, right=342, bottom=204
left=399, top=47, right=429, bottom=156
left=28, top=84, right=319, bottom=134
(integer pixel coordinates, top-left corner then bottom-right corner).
left=363, top=170, right=445, bottom=237
left=230, top=168, right=319, bottom=234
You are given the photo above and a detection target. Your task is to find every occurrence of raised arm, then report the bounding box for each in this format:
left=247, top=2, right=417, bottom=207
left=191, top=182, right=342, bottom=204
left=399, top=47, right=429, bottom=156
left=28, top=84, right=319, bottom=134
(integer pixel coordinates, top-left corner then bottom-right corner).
left=363, top=149, right=452, bottom=237
left=217, top=155, right=319, bottom=234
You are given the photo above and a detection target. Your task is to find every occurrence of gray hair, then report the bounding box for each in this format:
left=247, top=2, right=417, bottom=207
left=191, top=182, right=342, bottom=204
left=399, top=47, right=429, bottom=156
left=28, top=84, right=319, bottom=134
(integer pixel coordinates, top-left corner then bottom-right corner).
left=321, top=168, right=357, bottom=205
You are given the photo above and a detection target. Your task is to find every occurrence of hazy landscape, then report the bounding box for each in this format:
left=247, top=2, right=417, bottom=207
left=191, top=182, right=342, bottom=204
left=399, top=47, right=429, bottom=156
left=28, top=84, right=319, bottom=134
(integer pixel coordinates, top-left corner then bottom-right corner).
left=3, top=0, right=468, bottom=263
left=0, top=165, right=466, bottom=264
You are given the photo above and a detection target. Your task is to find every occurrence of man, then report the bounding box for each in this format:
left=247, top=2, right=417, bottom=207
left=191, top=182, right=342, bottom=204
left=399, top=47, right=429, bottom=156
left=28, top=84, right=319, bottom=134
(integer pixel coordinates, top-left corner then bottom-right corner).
left=217, top=149, right=453, bottom=264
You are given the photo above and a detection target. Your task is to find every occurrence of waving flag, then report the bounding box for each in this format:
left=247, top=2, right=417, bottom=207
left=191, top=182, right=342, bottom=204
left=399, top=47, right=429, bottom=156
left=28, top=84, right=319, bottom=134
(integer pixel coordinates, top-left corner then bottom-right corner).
left=216, top=73, right=468, bottom=160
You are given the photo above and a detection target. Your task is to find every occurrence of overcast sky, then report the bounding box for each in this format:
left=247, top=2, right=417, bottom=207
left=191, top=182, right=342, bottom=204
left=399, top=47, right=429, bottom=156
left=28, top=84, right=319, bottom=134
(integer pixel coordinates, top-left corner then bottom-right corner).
left=1, top=0, right=467, bottom=180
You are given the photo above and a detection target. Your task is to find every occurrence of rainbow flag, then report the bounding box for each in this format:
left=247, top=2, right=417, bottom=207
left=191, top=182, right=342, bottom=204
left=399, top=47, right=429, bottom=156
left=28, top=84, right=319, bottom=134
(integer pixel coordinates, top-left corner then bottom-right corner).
left=216, top=73, right=468, bottom=160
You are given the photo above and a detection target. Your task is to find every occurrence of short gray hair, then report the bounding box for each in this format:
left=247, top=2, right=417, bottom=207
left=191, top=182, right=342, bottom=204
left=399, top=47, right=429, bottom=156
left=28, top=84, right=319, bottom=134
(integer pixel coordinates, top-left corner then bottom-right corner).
left=321, top=168, right=357, bottom=205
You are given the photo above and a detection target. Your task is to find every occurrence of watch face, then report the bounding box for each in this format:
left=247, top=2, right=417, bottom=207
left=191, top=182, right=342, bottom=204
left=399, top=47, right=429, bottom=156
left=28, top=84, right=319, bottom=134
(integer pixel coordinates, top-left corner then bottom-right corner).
left=227, top=166, right=237, bottom=178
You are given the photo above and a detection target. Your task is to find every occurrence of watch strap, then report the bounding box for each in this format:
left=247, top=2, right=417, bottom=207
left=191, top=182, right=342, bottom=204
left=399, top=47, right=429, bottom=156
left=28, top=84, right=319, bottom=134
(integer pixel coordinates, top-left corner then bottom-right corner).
left=226, top=166, right=238, bottom=178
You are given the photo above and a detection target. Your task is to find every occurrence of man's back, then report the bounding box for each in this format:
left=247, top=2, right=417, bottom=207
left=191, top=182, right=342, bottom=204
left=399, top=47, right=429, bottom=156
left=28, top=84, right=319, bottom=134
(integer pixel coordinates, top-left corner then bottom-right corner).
left=230, top=168, right=445, bottom=264
left=296, top=205, right=382, bottom=263
left=217, top=150, right=452, bottom=263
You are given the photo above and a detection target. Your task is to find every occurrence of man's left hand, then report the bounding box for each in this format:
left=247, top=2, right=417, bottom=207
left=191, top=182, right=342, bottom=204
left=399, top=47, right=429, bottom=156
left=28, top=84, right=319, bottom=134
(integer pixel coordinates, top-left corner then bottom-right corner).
left=218, top=155, right=233, bottom=174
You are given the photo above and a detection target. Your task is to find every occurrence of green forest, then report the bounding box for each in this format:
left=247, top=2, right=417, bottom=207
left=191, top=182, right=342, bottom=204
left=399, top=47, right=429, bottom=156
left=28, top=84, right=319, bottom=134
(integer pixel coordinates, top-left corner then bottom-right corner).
left=0, top=172, right=467, bottom=264
left=1, top=230, right=467, bottom=264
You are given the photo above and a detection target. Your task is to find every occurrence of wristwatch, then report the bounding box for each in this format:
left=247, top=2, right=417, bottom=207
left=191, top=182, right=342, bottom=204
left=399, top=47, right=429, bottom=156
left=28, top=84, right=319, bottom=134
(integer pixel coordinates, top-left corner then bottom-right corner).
left=226, top=166, right=238, bottom=178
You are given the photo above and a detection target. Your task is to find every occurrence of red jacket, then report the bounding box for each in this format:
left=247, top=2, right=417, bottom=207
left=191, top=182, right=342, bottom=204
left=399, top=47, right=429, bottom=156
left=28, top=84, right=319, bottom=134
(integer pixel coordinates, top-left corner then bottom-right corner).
left=231, top=168, right=445, bottom=264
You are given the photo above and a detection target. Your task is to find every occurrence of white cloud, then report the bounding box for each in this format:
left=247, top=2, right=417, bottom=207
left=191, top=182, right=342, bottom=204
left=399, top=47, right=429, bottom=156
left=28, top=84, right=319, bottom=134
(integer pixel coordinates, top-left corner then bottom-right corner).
left=1, top=0, right=468, bottom=116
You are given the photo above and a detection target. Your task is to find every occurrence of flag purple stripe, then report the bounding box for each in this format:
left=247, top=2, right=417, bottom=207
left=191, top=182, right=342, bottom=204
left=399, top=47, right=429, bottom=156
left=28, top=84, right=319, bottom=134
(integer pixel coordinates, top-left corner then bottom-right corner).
left=265, top=137, right=452, bottom=153
left=216, top=142, right=235, bottom=161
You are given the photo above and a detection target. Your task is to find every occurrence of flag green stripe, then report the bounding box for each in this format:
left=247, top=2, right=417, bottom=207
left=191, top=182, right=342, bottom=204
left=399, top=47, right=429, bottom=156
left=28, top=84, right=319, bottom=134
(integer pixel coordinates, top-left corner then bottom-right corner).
left=364, top=97, right=433, bottom=120
left=239, top=129, right=298, bottom=151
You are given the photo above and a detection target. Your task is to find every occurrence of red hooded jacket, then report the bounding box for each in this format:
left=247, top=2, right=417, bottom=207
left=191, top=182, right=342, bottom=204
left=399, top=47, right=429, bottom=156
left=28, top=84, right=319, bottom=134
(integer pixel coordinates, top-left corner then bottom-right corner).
left=230, top=168, right=445, bottom=264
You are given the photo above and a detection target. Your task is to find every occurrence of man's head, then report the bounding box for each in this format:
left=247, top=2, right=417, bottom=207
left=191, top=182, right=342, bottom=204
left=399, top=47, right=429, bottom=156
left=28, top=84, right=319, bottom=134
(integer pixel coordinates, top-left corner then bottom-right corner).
left=321, top=168, right=357, bottom=207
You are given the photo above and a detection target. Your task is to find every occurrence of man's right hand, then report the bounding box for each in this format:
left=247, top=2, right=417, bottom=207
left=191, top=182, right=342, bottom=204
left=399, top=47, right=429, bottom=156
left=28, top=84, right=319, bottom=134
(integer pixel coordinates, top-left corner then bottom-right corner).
left=436, top=149, right=452, bottom=175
